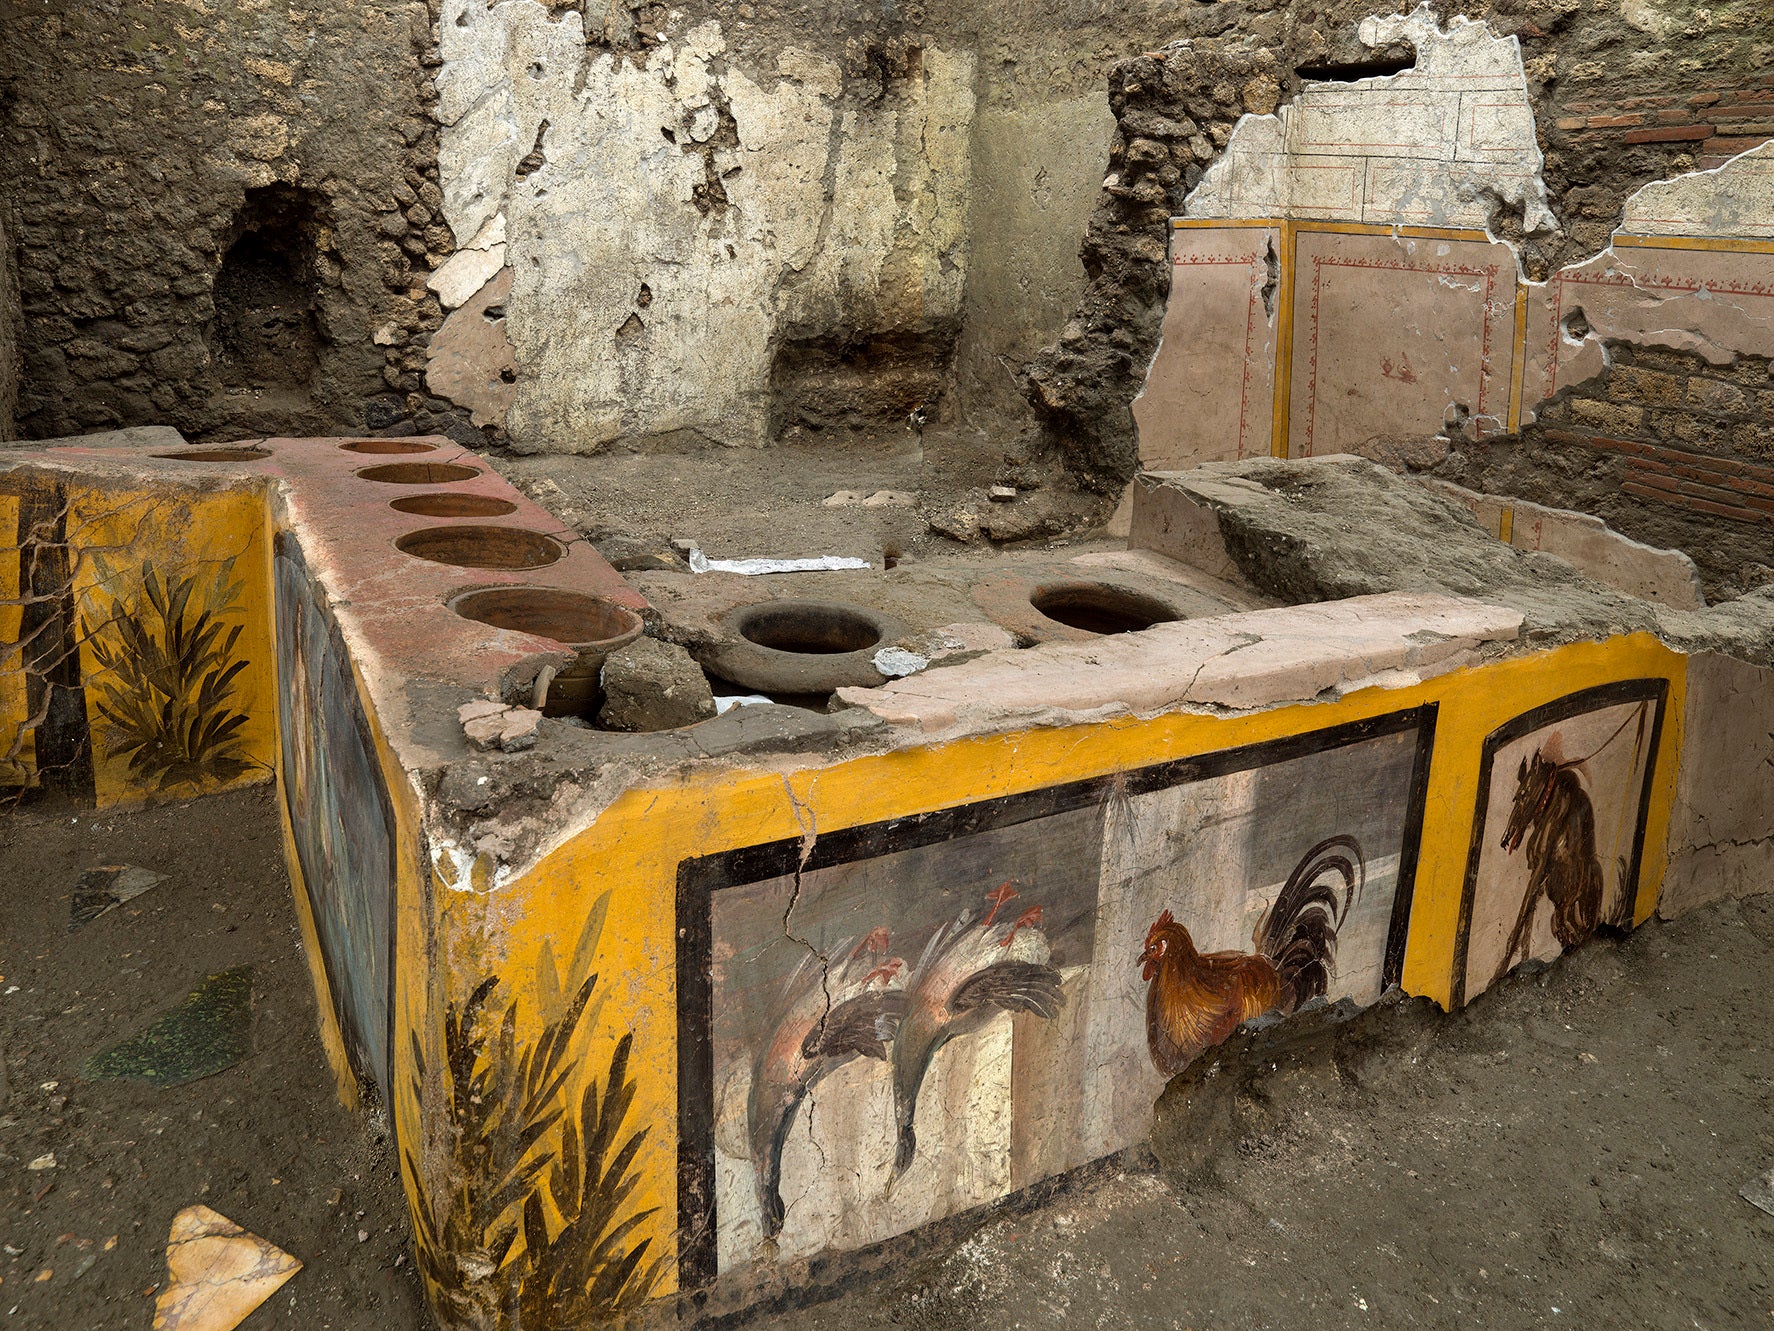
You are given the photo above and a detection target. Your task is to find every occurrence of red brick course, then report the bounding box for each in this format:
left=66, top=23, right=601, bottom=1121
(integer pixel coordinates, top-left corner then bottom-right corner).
left=1557, top=86, right=1774, bottom=163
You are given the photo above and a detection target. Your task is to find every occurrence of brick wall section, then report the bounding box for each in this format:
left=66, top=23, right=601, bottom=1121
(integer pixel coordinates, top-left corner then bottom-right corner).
left=1554, top=81, right=1774, bottom=174
left=1536, top=346, right=1774, bottom=529
left=1440, top=343, right=1774, bottom=599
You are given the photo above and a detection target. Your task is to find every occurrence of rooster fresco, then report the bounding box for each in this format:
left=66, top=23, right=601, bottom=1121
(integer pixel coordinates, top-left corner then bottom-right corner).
left=747, top=927, right=906, bottom=1238
left=1140, top=835, right=1365, bottom=1077
left=889, top=883, right=1066, bottom=1182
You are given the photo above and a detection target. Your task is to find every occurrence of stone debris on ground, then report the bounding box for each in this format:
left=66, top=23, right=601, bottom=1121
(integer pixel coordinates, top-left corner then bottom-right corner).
left=68, top=864, right=166, bottom=932
left=152, top=1205, right=301, bottom=1331
left=592, top=532, right=685, bottom=572
left=458, top=699, right=543, bottom=752
left=1742, top=1168, right=1774, bottom=1217
left=597, top=636, right=719, bottom=731
left=823, top=489, right=917, bottom=508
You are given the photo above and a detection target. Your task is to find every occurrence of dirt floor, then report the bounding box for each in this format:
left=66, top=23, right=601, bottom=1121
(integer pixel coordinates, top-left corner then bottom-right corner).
left=0, top=784, right=420, bottom=1329
left=4, top=786, right=1771, bottom=1330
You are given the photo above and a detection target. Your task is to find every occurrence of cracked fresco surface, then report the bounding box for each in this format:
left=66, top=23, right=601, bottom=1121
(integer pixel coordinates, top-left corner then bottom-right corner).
left=687, top=717, right=1427, bottom=1278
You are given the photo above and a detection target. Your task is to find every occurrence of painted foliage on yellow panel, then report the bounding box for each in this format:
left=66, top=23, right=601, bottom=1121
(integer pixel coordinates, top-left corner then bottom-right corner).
left=0, top=492, right=29, bottom=788
left=404, top=851, right=667, bottom=1326
left=73, top=484, right=275, bottom=806
left=394, top=633, right=1682, bottom=1323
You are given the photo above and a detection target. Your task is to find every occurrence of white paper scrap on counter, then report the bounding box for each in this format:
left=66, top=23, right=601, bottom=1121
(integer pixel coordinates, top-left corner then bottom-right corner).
left=714, top=694, right=774, bottom=714
left=688, top=548, right=870, bottom=575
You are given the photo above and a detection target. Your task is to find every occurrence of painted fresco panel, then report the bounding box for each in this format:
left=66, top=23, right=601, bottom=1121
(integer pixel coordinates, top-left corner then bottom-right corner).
left=0, top=473, right=274, bottom=806
left=1453, top=680, right=1668, bottom=1007
left=678, top=708, right=1435, bottom=1286
left=1134, top=223, right=1280, bottom=470
left=1287, top=229, right=1516, bottom=454
left=274, top=530, right=396, bottom=1096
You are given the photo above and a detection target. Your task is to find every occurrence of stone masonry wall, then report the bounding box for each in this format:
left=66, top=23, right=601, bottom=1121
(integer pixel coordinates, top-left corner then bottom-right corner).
left=1029, top=0, right=1774, bottom=490
left=0, top=0, right=456, bottom=444
left=0, top=206, right=18, bottom=441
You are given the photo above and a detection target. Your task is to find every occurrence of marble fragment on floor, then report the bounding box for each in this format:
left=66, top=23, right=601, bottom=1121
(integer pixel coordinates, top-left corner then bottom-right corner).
left=152, top=1205, right=301, bottom=1331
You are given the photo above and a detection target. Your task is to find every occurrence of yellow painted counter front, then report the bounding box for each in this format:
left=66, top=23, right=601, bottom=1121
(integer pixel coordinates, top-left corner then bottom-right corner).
left=400, top=633, right=1683, bottom=1321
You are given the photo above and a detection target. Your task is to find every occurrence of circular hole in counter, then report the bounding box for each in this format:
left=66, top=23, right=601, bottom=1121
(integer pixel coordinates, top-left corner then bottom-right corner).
left=153, top=447, right=273, bottom=462
left=453, top=587, right=644, bottom=718
left=451, top=586, right=638, bottom=645
left=390, top=493, right=519, bottom=518
left=358, top=461, right=482, bottom=485
left=736, top=601, right=882, bottom=655
left=341, top=439, right=439, bottom=455
left=1029, top=582, right=1179, bottom=636
left=396, top=524, right=563, bottom=570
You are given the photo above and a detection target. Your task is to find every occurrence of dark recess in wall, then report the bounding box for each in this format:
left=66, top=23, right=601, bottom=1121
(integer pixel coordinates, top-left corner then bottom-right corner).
left=210, top=186, right=325, bottom=399
left=769, top=327, right=956, bottom=439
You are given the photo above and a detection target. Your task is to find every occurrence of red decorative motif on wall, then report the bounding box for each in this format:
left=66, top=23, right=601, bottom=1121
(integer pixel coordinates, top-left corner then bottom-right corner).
left=1300, top=254, right=1500, bottom=455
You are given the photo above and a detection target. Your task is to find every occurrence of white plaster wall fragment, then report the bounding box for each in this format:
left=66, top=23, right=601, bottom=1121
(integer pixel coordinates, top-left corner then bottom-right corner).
left=1186, top=5, right=1552, bottom=232
left=433, top=4, right=976, bottom=452
left=1620, top=139, right=1774, bottom=240
left=427, top=213, right=509, bottom=310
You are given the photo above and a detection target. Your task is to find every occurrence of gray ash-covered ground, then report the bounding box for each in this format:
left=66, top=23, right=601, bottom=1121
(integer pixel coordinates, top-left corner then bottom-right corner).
left=2, top=787, right=1769, bottom=1329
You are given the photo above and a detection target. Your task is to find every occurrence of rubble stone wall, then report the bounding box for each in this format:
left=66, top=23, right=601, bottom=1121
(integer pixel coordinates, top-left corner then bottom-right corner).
left=0, top=0, right=453, bottom=445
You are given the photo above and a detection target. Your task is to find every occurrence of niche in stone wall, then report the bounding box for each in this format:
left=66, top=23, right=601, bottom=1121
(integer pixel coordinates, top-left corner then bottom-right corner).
left=209, top=186, right=325, bottom=397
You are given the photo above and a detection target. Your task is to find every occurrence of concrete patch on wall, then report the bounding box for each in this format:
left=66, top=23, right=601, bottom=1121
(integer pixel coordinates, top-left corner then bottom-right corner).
left=433, top=4, right=974, bottom=453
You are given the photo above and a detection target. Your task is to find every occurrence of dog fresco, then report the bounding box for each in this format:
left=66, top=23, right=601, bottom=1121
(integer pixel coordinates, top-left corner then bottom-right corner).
left=274, top=530, right=397, bottom=1097
left=1453, top=680, right=1668, bottom=1007
left=676, top=707, right=1435, bottom=1285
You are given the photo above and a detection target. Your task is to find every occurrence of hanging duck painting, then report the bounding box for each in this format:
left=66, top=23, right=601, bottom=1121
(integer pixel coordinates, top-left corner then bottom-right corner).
left=676, top=706, right=1436, bottom=1286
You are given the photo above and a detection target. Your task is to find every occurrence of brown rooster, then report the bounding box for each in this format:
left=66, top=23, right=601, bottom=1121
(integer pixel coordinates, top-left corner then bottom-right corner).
left=1140, top=835, right=1364, bottom=1077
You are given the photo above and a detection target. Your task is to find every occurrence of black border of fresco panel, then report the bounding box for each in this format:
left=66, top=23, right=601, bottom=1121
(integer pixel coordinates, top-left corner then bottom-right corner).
left=674, top=703, right=1438, bottom=1295
left=1447, top=677, right=1669, bottom=1009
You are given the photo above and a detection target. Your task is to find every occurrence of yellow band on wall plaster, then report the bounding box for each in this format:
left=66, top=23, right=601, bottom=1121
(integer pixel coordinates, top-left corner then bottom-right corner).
left=431, top=629, right=1685, bottom=1295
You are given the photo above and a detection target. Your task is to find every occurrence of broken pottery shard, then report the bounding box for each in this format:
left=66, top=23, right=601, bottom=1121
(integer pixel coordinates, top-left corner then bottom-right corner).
left=69, top=865, right=166, bottom=931
left=83, top=968, right=253, bottom=1088
left=153, top=1205, right=301, bottom=1331
left=496, top=707, right=542, bottom=751
left=461, top=701, right=543, bottom=752
left=988, top=485, right=1017, bottom=502
left=1742, top=1168, right=1774, bottom=1217
left=687, top=548, right=871, bottom=575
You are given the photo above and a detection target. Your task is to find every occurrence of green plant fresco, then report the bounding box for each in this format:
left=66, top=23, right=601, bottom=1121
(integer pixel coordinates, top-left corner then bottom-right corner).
left=81, top=557, right=254, bottom=792
left=407, top=891, right=667, bottom=1327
